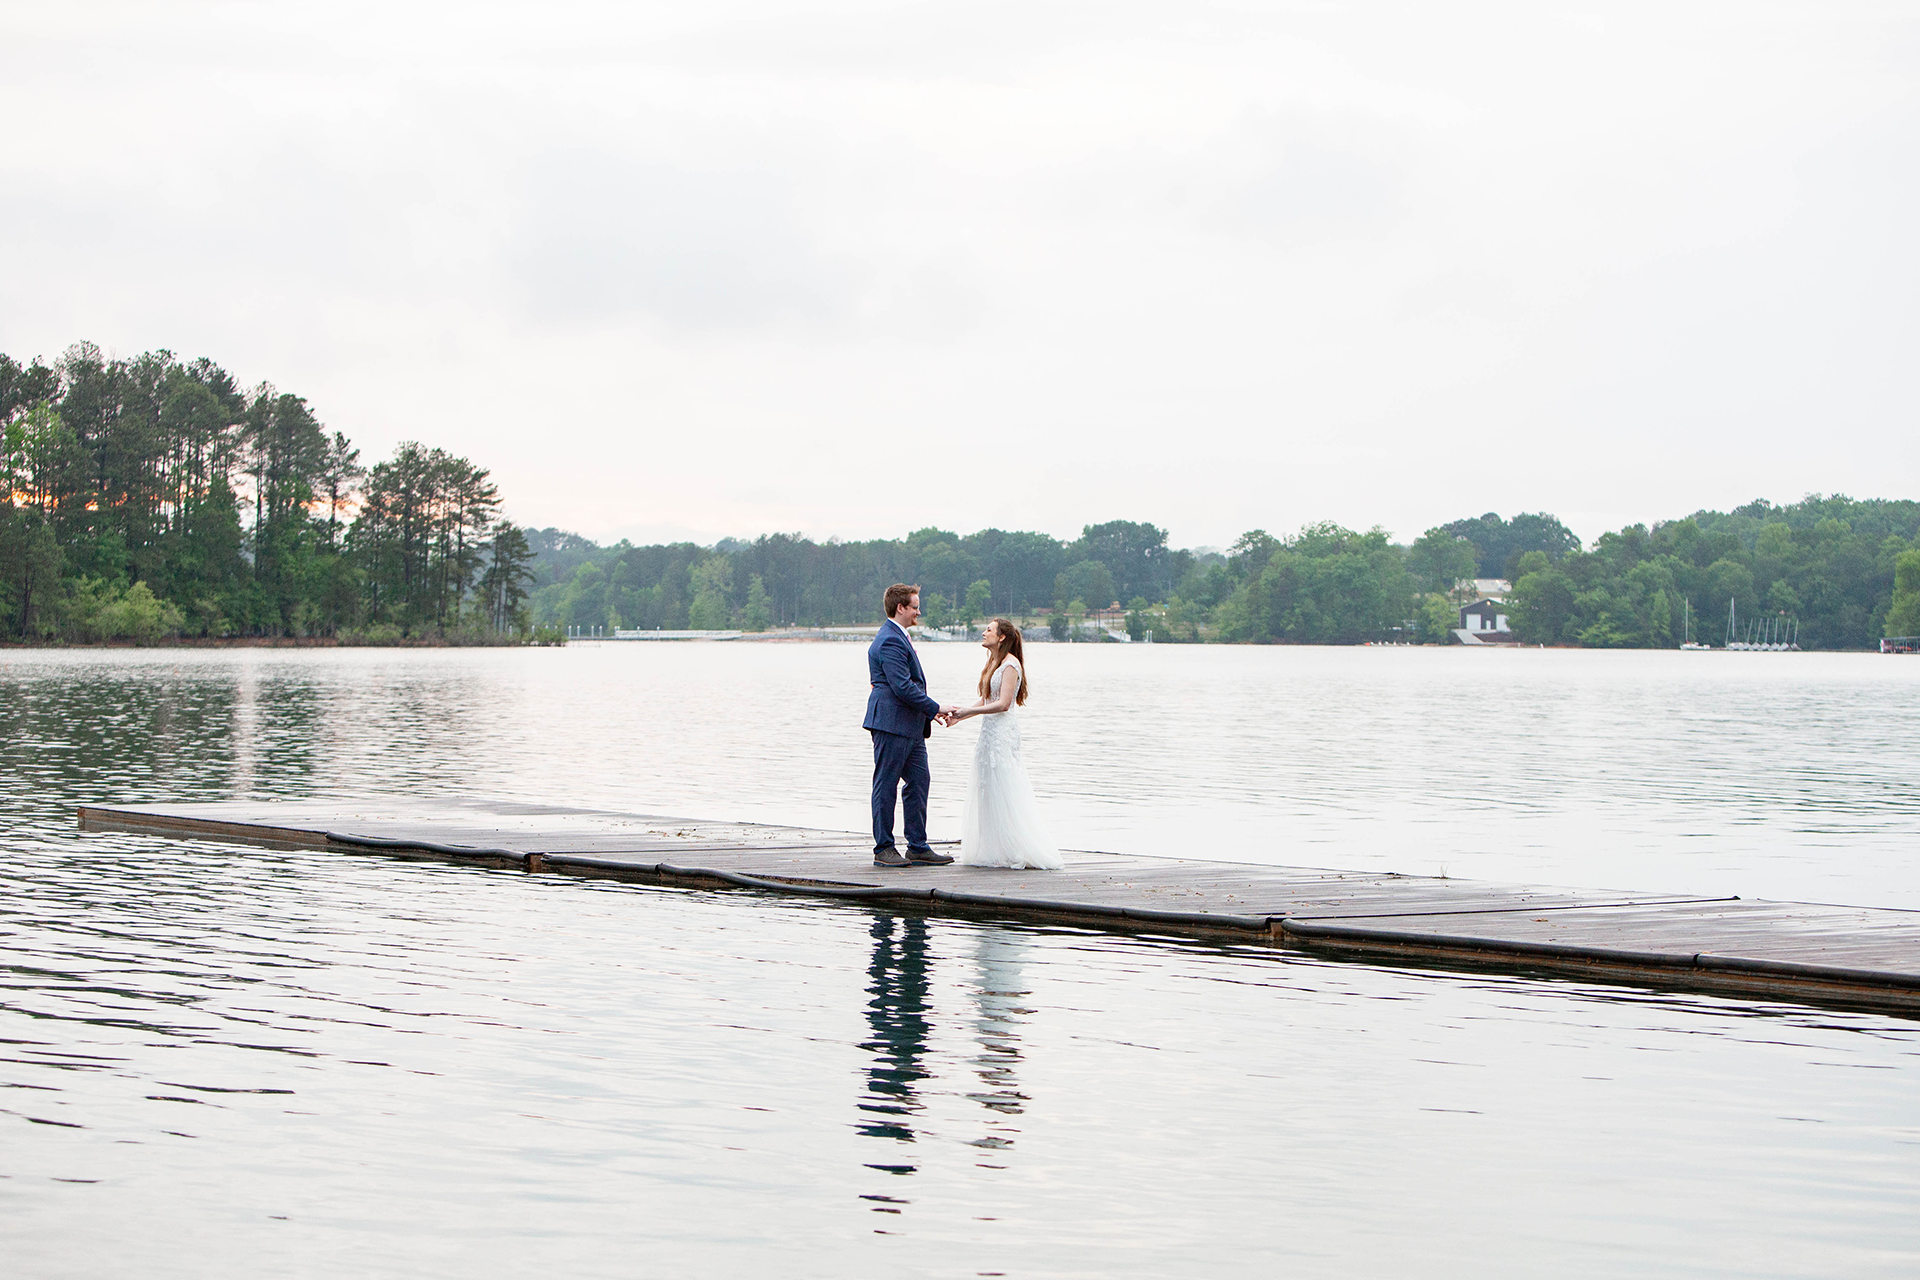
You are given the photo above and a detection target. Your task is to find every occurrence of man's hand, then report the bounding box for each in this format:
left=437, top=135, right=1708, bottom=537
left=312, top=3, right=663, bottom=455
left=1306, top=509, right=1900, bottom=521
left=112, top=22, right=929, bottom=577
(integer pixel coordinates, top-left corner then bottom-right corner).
left=937, top=704, right=963, bottom=727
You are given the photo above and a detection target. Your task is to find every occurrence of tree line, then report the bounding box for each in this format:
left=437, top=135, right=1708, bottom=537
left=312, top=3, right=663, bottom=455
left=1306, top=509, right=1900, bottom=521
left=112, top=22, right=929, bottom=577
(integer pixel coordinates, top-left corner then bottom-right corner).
left=534, top=501, right=1920, bottom=650
left=1502, top=496, right=1920, bottom=650
left=7, top=344, right=1913, bottom=650
left=528, top=520, right=1193, bottom=635
left=0, top=343, right=537, bottom=642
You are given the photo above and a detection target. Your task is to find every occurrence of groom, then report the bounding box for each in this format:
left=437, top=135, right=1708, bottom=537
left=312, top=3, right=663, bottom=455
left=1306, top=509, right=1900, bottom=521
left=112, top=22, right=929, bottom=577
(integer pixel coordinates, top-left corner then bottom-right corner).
left=864, top=583, right=961, bottom=868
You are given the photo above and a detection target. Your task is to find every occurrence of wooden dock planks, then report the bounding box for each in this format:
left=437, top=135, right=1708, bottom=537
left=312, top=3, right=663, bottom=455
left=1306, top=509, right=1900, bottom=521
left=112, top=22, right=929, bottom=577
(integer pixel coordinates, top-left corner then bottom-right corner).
left=76, top=798, right=1920, bottom=1015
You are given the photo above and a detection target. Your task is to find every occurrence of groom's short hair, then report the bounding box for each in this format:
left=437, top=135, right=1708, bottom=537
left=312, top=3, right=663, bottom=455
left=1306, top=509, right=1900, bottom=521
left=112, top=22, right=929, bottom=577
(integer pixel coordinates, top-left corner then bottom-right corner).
left=884, top=583, right=919, bottom=617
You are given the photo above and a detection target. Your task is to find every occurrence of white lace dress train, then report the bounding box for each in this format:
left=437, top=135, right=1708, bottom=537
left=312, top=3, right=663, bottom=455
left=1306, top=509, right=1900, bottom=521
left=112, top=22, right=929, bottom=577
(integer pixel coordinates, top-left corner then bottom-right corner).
left=960, top=659, right=1064, bottom=870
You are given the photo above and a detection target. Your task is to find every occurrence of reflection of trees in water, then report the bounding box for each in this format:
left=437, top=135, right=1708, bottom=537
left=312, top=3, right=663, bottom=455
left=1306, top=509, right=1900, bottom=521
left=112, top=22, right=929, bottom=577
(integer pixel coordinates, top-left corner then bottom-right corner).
left=966, top=930, right=1030, bottom=1164
left=0, top=666, right=325, bottom=801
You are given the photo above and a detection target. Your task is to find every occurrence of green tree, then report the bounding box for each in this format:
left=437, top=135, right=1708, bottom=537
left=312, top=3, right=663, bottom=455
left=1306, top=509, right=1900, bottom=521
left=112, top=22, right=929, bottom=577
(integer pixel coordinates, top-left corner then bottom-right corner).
left=980, top=530, right=1064, bottom=611
left=963, top=578, right=993, bottom=626
left=351, top=443, right=499, bottom=631
left=559, top=561, right=608, bottom=629
left=14, top=402, right=89, bottom=524
left=1407, top=527, right=1478, bottom=595
left=1054, top=560, right=1115, bottom=612
left=1063, top=598, right=1089, bottom=640
left=1887, top=550, right=1920, bottom=636
left=317, top=431, right=364, bottom=551
left=1214, top=524, right=1412, bottom=644
left=0, top=354, right=59, bottom=422
left=0, top=512, right=63, bottom=636
left=744, top=574, right=773, bottom=631
left=1704, top=558, right=1756, bottom=638
left=906, top=528, right=979, bottom=602
left=688, top=554, right=733, bottom=629
left=101, top=581, right=185, bottom=643
left=241, top=386, right=332, bottom=631
left=1441, top=511, right=1582, bottom=578
left=480, top=522, right=536, bottom=632
left=1509, top=567, right=1575, bottom=644
left=1069, top=520, right=1174, bottom=602
left=2, top=404, right=85, bottom=637
left=1417, top=592, right=1458, bottom=643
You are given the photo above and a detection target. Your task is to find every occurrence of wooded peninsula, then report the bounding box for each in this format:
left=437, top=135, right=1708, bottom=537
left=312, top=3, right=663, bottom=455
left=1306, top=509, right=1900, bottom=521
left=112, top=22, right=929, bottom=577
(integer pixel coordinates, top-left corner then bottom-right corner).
left=5, top=343, right=1918, bottom=648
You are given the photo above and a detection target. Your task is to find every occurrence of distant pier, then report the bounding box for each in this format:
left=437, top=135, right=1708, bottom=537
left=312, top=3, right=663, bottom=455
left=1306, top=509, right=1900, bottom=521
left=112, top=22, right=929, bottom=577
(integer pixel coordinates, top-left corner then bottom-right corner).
left=79, top=799, right=1920, bottom=1016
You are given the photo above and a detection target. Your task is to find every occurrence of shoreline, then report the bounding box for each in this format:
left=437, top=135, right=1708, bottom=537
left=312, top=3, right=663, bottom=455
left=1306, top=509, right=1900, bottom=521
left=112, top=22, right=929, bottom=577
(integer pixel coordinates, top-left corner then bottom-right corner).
left=0, top=635, right=540, bottom=650
left=2, top=635, right=1901, bottom=652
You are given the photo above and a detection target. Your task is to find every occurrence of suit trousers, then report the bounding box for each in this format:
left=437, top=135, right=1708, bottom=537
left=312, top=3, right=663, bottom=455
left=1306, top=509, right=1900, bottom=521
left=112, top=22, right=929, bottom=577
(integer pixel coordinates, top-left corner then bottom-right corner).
left=870, top=728, right=931, bottom=854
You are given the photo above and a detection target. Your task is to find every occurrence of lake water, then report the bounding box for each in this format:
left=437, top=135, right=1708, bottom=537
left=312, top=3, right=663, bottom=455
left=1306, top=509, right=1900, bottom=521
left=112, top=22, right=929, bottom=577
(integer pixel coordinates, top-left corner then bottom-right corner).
left=4, top=644, right=1918, bottom=1276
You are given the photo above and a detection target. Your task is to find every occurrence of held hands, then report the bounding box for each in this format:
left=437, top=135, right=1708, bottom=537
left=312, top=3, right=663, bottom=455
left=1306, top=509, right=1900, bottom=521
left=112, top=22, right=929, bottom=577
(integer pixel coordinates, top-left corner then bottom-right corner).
left=936, top=704, right=966, bottom=728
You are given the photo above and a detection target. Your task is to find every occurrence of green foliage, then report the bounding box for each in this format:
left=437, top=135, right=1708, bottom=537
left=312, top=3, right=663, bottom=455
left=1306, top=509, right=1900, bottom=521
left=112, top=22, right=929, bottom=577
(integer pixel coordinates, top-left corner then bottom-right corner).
left=1212, top=524, right=1414, bottom=644
left=1054, top=560, right=1115, bottom=612
left=1407, top=527, right=1479, bottom=595
left=1509, top=568, right=1574, bottom=643
left=350, top=441, right=500, bottom=631
left=688, top=554, right=734, bottom=630
left=480, top=522, right=536, bottom=633
left=1442, top=511, right=1582, bottom=578
left=1416, top=592, right=1458, bottom=643
left=512, top=497, right=1913, bottom=653
left=963, top=578, right=993, bottom=624
left=335, top=622, right=406, bottom=645
left=0, top=341, right=528, bottom=644
left=0, top=507, right=64, bottom=636
left=508, top=495, right=1911, bottom=650
left=744, top=574, right=773, bottom=632
left=907, top=528, right=977, bottom=603
left=522, top=522, right=1109, bottom=632
left=62, top=579, right=185, bottom=643
left=1494, top=497, right=1915, bottom=649
left=1069, top=520, right=1181, bottom=603
left=1887, top=550, right=1920, bottom=637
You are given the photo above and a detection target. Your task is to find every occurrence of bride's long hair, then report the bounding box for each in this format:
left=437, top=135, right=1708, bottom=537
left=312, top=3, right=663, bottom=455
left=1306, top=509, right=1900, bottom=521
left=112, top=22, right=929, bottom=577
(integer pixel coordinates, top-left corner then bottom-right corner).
left=977, top=617, right=1029, bottom=706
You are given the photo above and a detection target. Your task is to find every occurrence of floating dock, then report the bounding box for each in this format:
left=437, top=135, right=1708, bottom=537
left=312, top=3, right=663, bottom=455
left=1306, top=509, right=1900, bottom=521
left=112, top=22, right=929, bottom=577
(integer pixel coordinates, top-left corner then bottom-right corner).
left=79, top=798, right=1920, bottom=1015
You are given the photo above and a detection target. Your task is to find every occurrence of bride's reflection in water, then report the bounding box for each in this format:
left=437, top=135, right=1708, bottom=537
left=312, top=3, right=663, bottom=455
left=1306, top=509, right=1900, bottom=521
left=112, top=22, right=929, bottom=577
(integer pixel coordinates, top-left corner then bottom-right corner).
left=965, top=930, right=1030, bottom=1164
left=857, top=914, right=930, bottom=1218
left=855, top=917, right=1036, bottom=1220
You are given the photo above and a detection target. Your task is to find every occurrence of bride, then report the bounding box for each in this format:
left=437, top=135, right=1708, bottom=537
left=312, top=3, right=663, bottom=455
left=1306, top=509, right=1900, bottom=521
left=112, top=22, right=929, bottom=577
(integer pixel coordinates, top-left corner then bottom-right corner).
left=943, top=618, right=1064, bottom=870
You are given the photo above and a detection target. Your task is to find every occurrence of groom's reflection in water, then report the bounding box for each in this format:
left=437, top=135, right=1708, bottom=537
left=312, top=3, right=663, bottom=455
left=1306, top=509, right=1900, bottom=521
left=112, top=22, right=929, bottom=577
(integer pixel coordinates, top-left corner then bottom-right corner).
left=857, top=914, right=931, bottom=1218
left=857, top=916, right=1037, bottom=1219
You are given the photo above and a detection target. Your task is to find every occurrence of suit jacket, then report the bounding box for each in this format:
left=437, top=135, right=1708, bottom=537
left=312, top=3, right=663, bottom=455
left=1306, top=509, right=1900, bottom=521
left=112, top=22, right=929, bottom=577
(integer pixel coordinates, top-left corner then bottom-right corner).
left=864, top=620, right=941, bottom=739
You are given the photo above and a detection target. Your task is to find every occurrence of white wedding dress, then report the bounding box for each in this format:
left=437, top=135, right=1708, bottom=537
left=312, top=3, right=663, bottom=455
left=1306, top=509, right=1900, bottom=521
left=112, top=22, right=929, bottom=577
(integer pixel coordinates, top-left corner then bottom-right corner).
left=960, top=658, right=1064, bottom=870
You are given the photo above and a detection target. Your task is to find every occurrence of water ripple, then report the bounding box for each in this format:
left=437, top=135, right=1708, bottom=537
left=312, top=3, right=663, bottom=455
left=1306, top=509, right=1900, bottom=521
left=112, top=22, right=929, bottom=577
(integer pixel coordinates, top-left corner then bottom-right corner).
left=3, top=649, right=1919, bottom=1276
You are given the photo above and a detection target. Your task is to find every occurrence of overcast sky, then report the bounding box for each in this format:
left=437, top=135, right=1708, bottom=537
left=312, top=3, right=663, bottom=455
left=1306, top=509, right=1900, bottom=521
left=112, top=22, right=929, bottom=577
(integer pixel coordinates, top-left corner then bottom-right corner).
left=3, top=1, right=1914, bottom=549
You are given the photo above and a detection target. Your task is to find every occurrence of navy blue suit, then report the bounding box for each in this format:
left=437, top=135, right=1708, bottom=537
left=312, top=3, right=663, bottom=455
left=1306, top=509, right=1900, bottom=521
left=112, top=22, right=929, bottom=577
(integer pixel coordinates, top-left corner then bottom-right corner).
left=864, top=620, right=942, bottom=855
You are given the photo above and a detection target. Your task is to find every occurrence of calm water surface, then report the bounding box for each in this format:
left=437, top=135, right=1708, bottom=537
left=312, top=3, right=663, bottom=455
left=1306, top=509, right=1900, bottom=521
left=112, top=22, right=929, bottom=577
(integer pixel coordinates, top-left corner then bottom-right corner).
left=3, top=645, right=1918, bottom=1277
